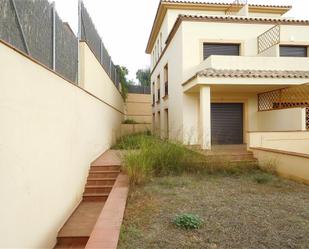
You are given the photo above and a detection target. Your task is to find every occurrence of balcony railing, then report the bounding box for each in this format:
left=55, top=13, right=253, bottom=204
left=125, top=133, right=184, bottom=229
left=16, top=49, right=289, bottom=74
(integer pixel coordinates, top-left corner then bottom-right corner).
left=257, top=25, right=280, bottom=54
left=258, top=83, right=309, bottom=111
left=225, top=0, right=247, bottom=15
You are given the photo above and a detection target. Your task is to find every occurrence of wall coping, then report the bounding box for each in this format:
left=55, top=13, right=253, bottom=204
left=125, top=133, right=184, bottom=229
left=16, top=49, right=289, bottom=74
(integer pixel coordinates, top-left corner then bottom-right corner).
left=248, top=130, right=309, bottom=133
left=85, top=173, right=129, bottom=249
left=250, top=146, right=309, bottom=159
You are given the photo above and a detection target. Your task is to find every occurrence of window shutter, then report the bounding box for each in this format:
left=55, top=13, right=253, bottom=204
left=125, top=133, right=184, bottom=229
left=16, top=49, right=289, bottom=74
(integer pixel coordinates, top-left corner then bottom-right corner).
left=280, top=46, right=307, bottom=57
left=203, top=43, right=240, bottom=60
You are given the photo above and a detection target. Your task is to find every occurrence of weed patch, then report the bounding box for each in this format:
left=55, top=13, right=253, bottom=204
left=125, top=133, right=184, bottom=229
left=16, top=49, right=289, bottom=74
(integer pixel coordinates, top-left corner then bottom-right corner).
left=173, top=213, right=204, bottom=230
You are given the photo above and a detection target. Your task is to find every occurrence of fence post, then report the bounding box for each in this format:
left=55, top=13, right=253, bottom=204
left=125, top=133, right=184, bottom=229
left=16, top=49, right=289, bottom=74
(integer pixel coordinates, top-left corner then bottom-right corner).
left=52, top=1, right=56, bottom=70
left=10, top=0, right=30, bottom=55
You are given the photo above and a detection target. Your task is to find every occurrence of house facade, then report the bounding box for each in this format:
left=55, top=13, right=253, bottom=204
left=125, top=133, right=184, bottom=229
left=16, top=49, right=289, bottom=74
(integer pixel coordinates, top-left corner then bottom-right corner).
left=147, top=0, right=309, bottom=150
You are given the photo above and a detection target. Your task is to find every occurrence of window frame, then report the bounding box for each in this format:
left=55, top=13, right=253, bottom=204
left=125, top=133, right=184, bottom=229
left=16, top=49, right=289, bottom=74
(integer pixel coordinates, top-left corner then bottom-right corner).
left=279, top=45, right=308, bottom=58
left=203, top=42, right=241, bottom=60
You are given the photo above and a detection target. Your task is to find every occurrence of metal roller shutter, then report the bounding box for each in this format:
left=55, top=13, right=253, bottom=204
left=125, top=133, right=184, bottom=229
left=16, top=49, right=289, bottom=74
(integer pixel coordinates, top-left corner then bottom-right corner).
left=280, top=45, right=307, bottom=57
left=211, top=103, right=243, bottom=145
left=203, top=43, right=240, bottom=60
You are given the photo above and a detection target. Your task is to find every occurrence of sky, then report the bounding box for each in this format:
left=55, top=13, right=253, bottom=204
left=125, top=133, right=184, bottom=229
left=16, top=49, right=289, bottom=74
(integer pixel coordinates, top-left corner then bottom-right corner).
left=53, top=0, right=309, bottom=81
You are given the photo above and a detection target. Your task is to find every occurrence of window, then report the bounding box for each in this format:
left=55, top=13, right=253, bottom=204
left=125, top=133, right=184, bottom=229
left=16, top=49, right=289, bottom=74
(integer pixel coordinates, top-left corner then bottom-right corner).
left=157, top=111, right=161, bottom=136
left=203, top=43, right=240, bottom=60
left=160, top=33, right=163, bottom=53
left=152, top=82, right=155, bottom=106
left=164, top=64, right=168, bottom=96
left=157, top=40, right=160, bottom=59
left=164, top=108, right=169, bottom=139
left=157, top=75, right=160, bottom=102
left=280, top=45, right=308, bottom=57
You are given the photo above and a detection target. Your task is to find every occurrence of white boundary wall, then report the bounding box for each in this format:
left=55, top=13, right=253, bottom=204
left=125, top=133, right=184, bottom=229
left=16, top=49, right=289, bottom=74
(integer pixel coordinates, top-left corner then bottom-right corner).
left=0, top=41, right=124, bottom=248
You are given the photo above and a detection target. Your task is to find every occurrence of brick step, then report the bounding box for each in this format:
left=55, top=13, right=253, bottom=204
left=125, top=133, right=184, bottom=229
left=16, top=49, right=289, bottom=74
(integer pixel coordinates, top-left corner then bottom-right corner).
left=84, top=185, right=113, bottom=194
left=83, top=193, right=109, bottom=202
left=54, top=236, right=89, bottom=249
left=90, top=165, right=121, bottom=171
left=88, top=170, right=120, bottom=178
left=87, top=178, right=116, bottom=186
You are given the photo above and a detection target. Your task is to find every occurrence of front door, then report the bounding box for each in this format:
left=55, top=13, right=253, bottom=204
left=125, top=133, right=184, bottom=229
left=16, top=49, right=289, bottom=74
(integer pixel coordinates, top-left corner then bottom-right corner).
left=211, top=103, right=243, bottom=144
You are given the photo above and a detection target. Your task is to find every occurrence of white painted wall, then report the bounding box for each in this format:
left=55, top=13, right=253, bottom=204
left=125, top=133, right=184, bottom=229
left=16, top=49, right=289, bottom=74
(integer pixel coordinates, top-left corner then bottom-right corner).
left=0, top=42, right=123, bottom=248
left=257, top=108, right=306, bottom=131
left=249, top=131, right=309, bottom=154
left=151, top=6, right=309, bottom=146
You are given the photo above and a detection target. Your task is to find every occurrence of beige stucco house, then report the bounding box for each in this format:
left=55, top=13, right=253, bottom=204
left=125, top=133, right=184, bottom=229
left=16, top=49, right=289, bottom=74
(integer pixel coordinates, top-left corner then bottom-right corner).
left=147, top=0, right=309, bottom=150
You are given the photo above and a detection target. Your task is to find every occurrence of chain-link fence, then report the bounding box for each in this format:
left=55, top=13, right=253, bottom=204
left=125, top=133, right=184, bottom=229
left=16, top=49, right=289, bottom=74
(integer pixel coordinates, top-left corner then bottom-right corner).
left=127, top=85, right=151, bottom=94
left=0, top=0, right=78, bottom=83
left=80, top=1, right=120, bottom=87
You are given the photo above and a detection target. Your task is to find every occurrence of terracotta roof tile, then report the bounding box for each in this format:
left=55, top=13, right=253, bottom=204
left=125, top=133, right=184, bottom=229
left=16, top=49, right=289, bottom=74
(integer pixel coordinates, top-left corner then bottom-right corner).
left=179, top=14, right=309, bottom=25
left=198, top=68, right=309, bottom=78
left=161, top=0, right=292, bottom=9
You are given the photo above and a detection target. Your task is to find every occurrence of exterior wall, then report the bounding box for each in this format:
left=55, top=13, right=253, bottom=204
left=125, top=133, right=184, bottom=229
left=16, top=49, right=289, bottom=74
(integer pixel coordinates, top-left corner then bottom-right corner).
left=150, top=6, right=309, bottom=146
left=125, top=93, right=152, bottom=124
left=252, top=149, right=309, bottom=185
left=79, top=42, right=123, bottom=112
left=151, top=25, right=184, bottom=141
left=250, top=131, right=309, bottom=185
left=120, top=124, right=152, bottom=137
left=0, top=42, right=123, bottom=248
left=181, top=21, right=309, bottom=80
left=257, top=108, right=306, bottom=132
left=248, top=131, right=309, bottom=154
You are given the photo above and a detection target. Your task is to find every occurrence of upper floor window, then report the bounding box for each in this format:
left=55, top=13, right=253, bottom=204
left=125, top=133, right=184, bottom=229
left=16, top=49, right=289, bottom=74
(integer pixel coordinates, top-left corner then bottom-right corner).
left=157, top=75, right=161, bottom=102
left=280, top=45, right=308, bottom=57
left=203, top=43, right=240, bottom=60
left=164, top=64, right=168, bottom=96
left=160, top=33, right=163, bottom=53
left=152, top=82, right=155, bottom=106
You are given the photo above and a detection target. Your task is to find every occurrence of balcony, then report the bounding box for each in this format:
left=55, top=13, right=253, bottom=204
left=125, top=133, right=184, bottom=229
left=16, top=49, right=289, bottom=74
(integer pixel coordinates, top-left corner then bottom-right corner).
left=197, top=55, right=309, bottom=73
left=183, top=55, right=309, bottom=93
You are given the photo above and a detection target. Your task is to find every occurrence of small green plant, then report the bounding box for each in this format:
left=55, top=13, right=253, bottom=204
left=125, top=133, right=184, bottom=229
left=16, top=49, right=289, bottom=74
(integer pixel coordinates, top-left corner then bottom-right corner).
left=173, top=213, right=203, bottom=230
left=123, top=119, right=138, bottom=124
left=253, top=173, right=274, bottom=184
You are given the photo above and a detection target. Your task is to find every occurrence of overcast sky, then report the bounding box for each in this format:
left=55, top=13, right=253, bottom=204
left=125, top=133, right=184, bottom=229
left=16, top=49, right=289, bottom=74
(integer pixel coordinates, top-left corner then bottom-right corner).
left=53, top=0, right=309, bottom=81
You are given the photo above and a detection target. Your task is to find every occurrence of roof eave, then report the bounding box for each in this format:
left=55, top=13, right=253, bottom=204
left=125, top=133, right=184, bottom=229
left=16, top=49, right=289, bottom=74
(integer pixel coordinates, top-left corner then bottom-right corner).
left=145, top=2, right=292, bottom=54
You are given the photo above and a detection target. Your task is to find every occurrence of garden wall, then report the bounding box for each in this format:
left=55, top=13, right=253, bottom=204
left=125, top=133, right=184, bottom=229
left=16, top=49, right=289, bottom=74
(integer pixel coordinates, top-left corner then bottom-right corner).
left=125, top=93, right=152, bottom=123
left=0, top=40, right=123, bottom=248
left=248, top=131, right=309, bottom=185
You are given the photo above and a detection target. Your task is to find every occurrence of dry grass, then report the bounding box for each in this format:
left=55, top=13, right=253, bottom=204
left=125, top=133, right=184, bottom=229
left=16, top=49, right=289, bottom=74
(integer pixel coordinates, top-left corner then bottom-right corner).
left=118, top=174, right=309, bottom=249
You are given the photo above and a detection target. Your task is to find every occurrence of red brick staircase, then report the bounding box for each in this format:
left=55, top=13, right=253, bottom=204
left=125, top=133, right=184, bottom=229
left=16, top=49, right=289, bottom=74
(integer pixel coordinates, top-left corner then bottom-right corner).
left=54, top=150, right=122, bottom=249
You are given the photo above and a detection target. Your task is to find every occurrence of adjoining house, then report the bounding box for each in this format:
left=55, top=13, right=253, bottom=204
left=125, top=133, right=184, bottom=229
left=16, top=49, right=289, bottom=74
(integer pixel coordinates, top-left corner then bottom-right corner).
left=147, top=0, right=309, bottom=151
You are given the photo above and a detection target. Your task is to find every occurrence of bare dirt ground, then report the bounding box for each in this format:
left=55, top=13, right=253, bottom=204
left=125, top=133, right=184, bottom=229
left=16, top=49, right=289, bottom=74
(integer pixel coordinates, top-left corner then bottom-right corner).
left=118, top=173, right=309, bottom=249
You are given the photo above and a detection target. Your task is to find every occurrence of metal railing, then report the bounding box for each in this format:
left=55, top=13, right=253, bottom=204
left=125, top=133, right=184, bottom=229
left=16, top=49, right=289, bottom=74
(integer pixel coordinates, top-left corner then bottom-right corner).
left=127, top=85, right=151, bottom=94
left=79, top=1, right=120, bottom=87
left=257, top=25, right=281, bottom=54
left=258, top=84, right=309, bottom=111
left=0, top=0, right=78, bottom=83
left=225, top=0, right=248, bottom=15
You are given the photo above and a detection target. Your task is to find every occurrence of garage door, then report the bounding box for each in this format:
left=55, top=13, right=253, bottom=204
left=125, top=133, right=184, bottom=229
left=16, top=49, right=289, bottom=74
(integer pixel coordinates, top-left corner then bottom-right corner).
left=211, top=103, right=243, bottom=145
